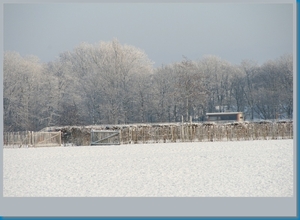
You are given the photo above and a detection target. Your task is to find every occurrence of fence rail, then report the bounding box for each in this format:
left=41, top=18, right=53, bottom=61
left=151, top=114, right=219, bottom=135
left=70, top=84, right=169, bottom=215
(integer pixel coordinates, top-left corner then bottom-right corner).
left=3, top=131, right=61, bottom=148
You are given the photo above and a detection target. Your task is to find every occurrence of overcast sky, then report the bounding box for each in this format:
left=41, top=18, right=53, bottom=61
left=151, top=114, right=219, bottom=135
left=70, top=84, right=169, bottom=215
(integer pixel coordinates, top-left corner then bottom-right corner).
left=4, top=2, right=293, bottom=67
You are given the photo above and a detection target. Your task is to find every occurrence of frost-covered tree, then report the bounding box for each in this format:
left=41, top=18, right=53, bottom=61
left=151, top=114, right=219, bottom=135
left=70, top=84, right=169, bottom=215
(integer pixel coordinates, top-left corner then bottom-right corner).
left=252, top=55, right=293, bottom=120
left=53, top=39, right=154, bottom=125
left=4, top=52, right=46, bottom=131
left=152, top=58, right=208, bottom=122
left=239, top=60, right=259, bottom=120
left=44, top=55, right=82, bottom=126
left=173, top=59, right=207, bottom=122
left=197, top=55, right=233, bottom=113
left=277, top=54, right=293, bottom=119
left=152, top=65, right=177, bottom=122
left=3, top=43, right=293, bottom=132
left=230, top=71, right=246, bottom=113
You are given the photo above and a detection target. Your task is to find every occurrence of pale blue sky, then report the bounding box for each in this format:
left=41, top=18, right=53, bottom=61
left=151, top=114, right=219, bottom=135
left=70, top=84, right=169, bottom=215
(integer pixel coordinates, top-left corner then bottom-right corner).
left=4, top=3, right=293, bottom=66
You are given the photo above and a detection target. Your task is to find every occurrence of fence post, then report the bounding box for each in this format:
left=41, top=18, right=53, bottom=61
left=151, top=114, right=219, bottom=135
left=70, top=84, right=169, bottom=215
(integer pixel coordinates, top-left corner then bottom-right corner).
left=27, top=131, right=29, bottom=146
left=189, top=121, right=192, bottom=142
left=142, top=126, right=145, bottom=144
left=119, top=129, right=122, bottom=145
left=126, top=128, right=129, bottom=144
left=59, top=131, right=62, bottom=146
left=32, top=131, right=35, bottom=147
left=181, top=116, right=184, bottom=142
left=13, top=132, right=15, bottom=146
left=130, top=127, right=133, bottom=144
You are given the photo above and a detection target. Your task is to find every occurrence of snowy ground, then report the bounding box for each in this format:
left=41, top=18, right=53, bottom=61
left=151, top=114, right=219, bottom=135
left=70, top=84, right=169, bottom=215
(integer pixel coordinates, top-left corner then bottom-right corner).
left=3, top=139, right=293, bottom=197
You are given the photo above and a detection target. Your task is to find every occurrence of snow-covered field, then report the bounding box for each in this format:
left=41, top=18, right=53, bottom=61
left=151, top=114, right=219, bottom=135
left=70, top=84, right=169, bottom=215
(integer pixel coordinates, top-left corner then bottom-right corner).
left=3, top=139, right=293, bottom=197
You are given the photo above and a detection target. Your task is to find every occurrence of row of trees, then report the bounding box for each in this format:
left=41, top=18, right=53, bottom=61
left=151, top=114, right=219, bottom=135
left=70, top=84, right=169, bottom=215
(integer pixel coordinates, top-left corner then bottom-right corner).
left=4, top=39, right=293, bottom=132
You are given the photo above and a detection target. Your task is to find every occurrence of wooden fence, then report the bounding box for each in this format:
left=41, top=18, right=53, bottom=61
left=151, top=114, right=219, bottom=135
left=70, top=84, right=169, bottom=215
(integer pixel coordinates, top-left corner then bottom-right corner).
left=16, top=121, right=293, bottom=147
left=118, top=121, right=293, bottom=145
left=3, top=131, right=61, bottom=148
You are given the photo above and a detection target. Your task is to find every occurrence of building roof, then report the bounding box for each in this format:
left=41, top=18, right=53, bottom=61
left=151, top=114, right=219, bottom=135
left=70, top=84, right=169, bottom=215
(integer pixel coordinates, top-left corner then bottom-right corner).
left=206, top=112, right=243, bottom=116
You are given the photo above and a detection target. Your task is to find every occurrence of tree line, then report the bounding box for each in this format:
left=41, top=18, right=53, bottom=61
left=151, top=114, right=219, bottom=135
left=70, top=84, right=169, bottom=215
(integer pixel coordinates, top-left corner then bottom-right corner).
left=4, top=39, right=293, bottom=132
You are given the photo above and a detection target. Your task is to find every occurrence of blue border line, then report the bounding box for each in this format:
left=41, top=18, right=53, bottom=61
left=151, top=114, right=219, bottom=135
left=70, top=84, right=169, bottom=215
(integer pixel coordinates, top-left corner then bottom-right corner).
left=3, top=216, right=296, bottom=220
left=0, top=217, right=298, bottom=220
left=296, top=0, right=299, bottom=214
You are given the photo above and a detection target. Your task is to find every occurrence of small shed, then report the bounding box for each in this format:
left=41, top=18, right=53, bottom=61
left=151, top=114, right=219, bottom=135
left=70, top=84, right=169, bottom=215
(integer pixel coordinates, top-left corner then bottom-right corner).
left=206, top=112, right=244, bottom=122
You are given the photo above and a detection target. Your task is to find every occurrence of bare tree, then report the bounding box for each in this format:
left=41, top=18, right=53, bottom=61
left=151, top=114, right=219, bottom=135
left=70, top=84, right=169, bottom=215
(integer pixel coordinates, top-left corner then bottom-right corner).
left=198, top=55, right=233, bottom=113
left=277, top=54, right=293, bottom=119
left=230, top=73, right=246, bottom=112
left=59, top=39, right=154, bottom=125
left=252, top=55, right=293, bottom=120
left=4, top=52, right=46, bottom=131
left=240, top=60, right=259, bottom=120
left=4, top=43, right=293, bottom=132
left=152, top=65, right=177, bottom=122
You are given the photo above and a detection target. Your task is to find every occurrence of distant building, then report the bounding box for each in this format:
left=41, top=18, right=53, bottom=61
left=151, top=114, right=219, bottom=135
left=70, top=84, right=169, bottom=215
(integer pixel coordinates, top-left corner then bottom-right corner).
left=206, top=112, right=244, bottom=122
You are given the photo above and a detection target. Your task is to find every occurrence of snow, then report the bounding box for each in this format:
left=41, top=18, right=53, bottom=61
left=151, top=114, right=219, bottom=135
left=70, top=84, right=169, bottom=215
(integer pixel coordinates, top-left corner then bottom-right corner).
left=3, top=139, right=293, bottom=197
